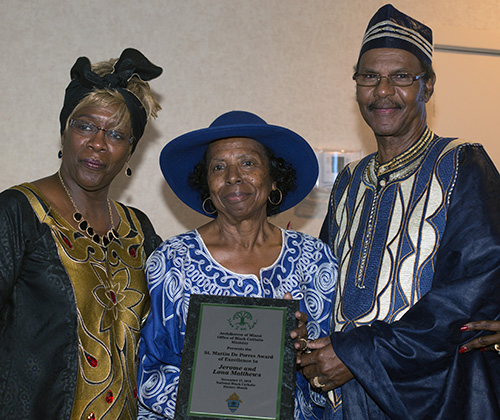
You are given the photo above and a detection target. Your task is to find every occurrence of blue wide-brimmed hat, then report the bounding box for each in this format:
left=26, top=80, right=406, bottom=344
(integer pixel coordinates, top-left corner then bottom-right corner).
left=160, top=110, right=319, bottom=217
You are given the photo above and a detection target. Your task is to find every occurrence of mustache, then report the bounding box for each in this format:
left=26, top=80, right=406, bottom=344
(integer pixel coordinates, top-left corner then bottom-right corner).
left=368, top=100, right=402, bottom=111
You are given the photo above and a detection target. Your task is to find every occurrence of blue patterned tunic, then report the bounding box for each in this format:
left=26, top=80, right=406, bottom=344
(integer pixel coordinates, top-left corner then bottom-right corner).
left=320, top=129, right=500, bottom=419
left=137, top=229, right=337, bottom=420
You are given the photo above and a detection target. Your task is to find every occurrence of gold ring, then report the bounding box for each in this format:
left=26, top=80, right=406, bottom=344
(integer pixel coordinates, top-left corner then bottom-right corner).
left=312, top=376, right=325, bottom=388
left=298, top=338, right=310, bottom=352
left=494, top=344, right=500, bottom=355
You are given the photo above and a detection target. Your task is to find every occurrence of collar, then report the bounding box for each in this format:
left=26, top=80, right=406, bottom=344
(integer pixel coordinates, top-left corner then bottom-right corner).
left=366, top=127, right=436, bottom=186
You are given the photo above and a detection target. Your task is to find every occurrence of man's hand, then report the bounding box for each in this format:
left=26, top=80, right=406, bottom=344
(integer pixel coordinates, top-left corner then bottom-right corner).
left=298, top=337, right=354, bottom=391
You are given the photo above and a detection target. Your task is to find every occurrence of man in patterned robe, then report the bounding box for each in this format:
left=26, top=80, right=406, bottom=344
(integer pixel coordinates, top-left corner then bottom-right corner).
left=299, top=4, right=500, bottom=419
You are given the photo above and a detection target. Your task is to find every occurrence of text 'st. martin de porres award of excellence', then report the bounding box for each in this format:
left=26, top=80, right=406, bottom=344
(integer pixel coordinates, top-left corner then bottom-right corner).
left=175, top=294, right=298, bottom=420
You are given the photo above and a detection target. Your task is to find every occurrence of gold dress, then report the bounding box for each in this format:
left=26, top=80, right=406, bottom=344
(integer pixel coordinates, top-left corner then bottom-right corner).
left=1, top=183, right=161, bottom=419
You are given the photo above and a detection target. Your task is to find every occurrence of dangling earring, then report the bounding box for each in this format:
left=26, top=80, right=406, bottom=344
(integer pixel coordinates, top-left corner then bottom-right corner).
left=125, top=163, right=132, bottom=177
left=58, top=149, right=63, bottom=159
left=202, top=197, right=217, bottom=215
left=268, top=188, right=283, bottom=206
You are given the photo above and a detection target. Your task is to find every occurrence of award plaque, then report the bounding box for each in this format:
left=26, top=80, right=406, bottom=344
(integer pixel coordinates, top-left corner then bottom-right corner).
left=175, top=294, right=299, bottom=420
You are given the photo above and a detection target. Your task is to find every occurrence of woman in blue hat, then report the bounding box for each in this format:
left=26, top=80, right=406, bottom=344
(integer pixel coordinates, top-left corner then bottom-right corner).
left=137, top=111, right=338, bottom=420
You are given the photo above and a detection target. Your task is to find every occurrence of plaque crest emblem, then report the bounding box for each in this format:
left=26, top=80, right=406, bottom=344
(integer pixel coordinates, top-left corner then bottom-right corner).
left=226, top=392, right=243, bottom=413
left=228, top=310, right=257, bottom=330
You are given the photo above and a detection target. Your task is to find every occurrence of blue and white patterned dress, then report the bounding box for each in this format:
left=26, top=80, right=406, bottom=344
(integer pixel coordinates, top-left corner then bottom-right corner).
left=137, top=228, right=337, bottom=420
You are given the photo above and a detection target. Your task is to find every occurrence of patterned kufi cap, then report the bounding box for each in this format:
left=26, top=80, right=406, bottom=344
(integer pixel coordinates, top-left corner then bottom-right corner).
left=359, top=4, right=433, bottom=65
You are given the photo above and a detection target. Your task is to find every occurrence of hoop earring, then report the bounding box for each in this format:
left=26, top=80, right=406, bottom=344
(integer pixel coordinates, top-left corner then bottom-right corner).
left=202, top=198, right=217, bottom=215
left=58, top=149, right=63, bottom=159
left=125, top=163, right=132, bottom=177
left=268, top=188, right=283, bottom=206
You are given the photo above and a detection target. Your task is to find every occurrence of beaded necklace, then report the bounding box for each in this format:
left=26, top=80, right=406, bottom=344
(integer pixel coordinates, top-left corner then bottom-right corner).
left=57, top=171, right=119, bottom=246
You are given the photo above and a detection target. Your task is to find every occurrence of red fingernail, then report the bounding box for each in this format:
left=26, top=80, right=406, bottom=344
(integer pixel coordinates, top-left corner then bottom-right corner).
left=458, top=346, right=467, bottom=354
left=460, top=326, right=469, bottom=331
left=480, top=348, right=486, bottom=352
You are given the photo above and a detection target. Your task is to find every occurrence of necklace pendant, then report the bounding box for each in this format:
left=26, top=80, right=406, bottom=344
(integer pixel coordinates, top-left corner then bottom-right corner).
left=74, top=212, right=83, bottom=223
left=79, top=220, right=88, bottom=231
left=102, top=235, right=111, bottom=247
left=92, top=233, right=101, bottom=244
left=86, top=226, right=94, bottom=237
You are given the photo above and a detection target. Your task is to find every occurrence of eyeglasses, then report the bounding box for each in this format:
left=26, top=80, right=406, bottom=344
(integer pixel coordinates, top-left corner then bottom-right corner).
left=353, top=72, right=426, bottom=87
left=69, top=119, right=133, bottom=147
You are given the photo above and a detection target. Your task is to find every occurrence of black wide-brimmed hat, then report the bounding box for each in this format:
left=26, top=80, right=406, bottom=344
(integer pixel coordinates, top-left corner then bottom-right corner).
left=160, top=110, right=319, bottom=217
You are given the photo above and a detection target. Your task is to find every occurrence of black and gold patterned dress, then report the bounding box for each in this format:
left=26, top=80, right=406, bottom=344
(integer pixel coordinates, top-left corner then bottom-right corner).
left=0, top=183, right=162, bottom=419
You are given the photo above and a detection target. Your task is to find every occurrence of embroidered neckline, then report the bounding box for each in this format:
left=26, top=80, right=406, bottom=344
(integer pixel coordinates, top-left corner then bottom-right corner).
left=375, top=127, right=435, bottom=175
left=195, top=228, right=286, bottom=281
left=365, top=128, right=436, bottom=186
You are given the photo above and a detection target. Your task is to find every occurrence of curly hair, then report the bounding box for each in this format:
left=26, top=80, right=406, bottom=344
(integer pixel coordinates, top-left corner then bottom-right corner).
left=188, top=141, right=297, bottom=217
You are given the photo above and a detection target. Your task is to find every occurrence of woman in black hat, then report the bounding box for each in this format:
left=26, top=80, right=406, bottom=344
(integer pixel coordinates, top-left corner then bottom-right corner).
left=137, top=111, right=337, bottom=420
left=0, top=48, right=163, bottom=419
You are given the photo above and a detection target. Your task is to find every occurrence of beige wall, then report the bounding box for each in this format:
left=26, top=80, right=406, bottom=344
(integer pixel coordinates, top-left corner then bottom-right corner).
left=2, top=0, right=500, bottom=240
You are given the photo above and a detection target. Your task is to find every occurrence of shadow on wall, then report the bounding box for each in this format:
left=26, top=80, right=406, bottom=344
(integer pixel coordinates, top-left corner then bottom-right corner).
left=354, top=113, right=377, bottom=155
left=160, top=182, right=209, bottom=231
left=271, top=188, right=331, bottom=235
